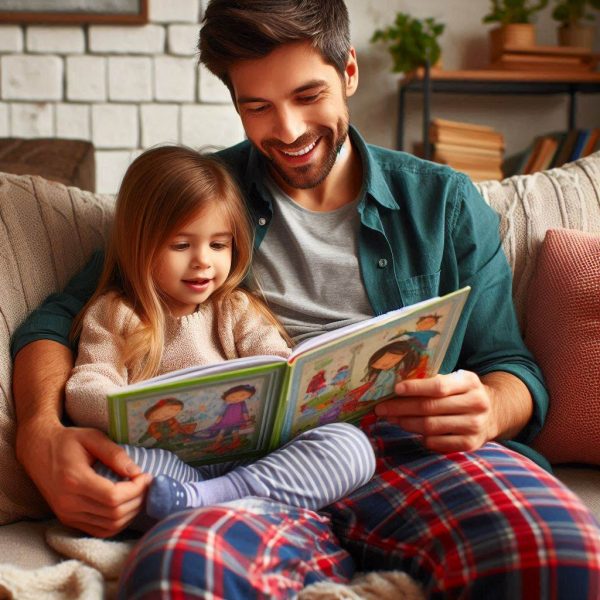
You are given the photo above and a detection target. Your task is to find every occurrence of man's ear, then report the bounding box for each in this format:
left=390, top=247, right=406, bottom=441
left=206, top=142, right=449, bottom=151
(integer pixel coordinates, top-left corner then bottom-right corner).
left=344, top=47, right=359, bottom=97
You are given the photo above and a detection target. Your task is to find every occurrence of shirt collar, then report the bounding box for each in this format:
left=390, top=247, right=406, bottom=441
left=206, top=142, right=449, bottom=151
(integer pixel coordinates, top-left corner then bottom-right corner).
left=243, top=125, right=400, bottom=212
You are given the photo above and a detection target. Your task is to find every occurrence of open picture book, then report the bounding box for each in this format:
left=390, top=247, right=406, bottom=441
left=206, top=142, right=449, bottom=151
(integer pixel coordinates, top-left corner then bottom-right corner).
left=108, top=287, right=470, bottom=465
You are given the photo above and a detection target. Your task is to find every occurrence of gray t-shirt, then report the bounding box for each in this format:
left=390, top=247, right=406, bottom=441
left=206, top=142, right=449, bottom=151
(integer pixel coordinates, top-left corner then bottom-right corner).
left=250, top=178, right=373, bottom=343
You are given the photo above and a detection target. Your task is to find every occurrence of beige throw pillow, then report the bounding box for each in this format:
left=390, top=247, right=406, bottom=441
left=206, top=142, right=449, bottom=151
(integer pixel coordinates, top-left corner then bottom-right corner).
left=0, top=172, right=113, bottom=524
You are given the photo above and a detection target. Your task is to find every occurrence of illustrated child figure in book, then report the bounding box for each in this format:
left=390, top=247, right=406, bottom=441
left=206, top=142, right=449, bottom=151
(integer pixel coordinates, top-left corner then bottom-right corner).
left=138, top=397, right=197, bottom=447
left=357, top=340, right=423, bottom=402
left=390, top=314, right=441, bottom=379
left=65, top=146, right=375, bottom=522
left=202, top=384, right=255, bottom=451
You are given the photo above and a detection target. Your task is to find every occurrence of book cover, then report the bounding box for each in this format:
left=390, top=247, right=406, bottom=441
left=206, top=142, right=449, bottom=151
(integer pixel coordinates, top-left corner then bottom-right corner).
left=582, top=128, right=600, bottom=157
left=521, top=136, right=547, bottom=174
left=433, top=142, right=503, bottom=160
left=525, top=136, right=559, bottom=174
left=430, top=118, right=496, bottom=133
left=553, top=129, right=580, bottom=167
left=569, top=129, right=592, bottom=162
left=107, top=287, right=470, bottom=465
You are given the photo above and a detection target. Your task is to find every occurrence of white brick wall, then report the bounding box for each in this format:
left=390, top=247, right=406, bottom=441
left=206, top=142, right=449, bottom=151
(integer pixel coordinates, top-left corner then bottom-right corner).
left=198, top=64, right=231, bottom=104
left=92, top=104, right=139, bottom=148
left=0, top=26, right=23, bottom=53
left=181, top=104, right=244, bottom=150
left=150, top=0, right=201, bottom=23
left=155, top=56, right=196, bottom=101
left=56, top=104, right=90, bottom=140
left=0, top=104, right=9, bottom=137
left=96, top=150, right=135, bottom=195
left=1, top=55, right=63, bottom=101
left=26, top=26, right=85, bottom=54
left=67, top=56, right=107, bottom=102
left=141, top=104, right=179, bottom=147
left=109, top=57, right=153, bottom=101
left=89, top=25, right=165, bottom=54
left=0, top=1, right=241, bottom=194
left=168, top=25, right=199, bottom=56
left=11, top=103, right=54, bottom=138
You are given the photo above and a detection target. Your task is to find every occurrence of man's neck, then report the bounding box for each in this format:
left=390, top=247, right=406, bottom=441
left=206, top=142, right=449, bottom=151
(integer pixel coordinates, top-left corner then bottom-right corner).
left=270, top=136, right=363, bottom=212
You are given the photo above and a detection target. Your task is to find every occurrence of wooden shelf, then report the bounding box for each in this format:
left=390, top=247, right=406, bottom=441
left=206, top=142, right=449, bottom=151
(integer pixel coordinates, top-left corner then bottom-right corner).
left=397, top=67, right=600, bottom=158
left=406, top=68, right=600, bottom=84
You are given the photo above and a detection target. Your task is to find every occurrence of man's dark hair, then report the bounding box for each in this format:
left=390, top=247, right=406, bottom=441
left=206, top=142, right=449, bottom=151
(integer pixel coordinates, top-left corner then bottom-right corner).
left=199, top=0, right=350, bottom=92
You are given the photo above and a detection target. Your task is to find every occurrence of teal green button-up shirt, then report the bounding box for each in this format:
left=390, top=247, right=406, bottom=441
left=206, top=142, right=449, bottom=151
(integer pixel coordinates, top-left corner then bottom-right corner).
left=11, top=127, right=549, bottom=468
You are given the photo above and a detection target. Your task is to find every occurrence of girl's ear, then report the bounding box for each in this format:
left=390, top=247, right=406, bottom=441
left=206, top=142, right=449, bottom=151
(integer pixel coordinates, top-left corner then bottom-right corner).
left=344, top=47, right=359, bottom=98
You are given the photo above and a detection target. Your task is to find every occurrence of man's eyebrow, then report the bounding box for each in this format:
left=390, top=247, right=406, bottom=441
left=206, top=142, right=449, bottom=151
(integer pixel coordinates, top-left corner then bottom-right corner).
left=237, top=80, right=328, bottom=104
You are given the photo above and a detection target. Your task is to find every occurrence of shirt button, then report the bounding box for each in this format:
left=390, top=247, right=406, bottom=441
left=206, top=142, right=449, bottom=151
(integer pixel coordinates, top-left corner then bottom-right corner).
left=258, top=217, right=267, bottom=226
left=378, top=258, right=388, bottom=268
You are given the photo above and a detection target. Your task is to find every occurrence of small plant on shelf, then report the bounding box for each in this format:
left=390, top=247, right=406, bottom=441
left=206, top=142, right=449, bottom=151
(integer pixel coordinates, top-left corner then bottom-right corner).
left=371, top=12, right=445, bottom=74
left=483, top=0, right=549, bottom=57
left=551, top=0, right=600, bottom=25
left=483, top=0, right=549, bottom=24
left=551, top=0, right=600, bottom=47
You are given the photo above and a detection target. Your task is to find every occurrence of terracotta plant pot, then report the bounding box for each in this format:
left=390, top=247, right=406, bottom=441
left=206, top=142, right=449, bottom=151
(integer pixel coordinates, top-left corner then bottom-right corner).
left=558, top=24, right=595, bottom=50
left=489, top=23, right=536, bottom=61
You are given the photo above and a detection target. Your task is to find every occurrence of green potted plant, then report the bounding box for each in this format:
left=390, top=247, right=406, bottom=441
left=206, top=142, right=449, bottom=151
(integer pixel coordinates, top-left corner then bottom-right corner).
left=483, top=0, right=549, bottom=60
left=370, top=13, right=445, bottom=74
left=551, top=0, right=600, bottom=49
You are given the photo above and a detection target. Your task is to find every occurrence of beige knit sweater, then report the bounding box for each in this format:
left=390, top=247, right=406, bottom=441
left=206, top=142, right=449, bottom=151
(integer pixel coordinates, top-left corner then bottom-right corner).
left=65, top=290, right=291, bottom=433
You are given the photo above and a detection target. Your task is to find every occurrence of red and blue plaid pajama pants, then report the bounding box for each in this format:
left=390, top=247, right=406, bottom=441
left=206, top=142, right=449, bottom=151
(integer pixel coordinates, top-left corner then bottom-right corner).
left=118, top=420, right=600, bottom=599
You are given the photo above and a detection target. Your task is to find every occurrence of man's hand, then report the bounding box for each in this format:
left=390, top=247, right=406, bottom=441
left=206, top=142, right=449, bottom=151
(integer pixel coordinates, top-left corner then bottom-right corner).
left=374, top=370, right=532, bottom=453
left=16, top=419, right=151, bottom=538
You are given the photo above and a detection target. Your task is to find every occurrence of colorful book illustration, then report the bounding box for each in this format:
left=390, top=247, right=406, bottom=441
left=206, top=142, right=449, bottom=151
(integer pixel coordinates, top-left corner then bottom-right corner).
left=107, top=287, right=470, bottom=465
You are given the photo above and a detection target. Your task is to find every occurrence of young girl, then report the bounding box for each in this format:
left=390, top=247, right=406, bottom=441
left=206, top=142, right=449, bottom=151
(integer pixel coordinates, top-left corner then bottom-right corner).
left=65, top=146, right=375, bottom=522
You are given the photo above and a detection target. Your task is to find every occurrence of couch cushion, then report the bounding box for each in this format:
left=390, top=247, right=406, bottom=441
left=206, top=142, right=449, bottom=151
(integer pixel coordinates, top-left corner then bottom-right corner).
left=526, top=228, right=600, bottom=464
left=0, top=138, right=95, bottom=192
left=476, top=151, right=600, bottom=334
left=0, top=172, right=114, bottom=524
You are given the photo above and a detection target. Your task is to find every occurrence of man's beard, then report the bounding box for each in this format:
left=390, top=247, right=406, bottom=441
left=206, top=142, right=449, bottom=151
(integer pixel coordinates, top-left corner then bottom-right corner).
left=261, top=119, right=349, bottom=190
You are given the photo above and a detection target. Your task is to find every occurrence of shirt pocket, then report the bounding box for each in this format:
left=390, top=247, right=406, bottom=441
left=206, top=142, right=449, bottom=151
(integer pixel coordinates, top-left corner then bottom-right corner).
left=397, top=271, right=441, bottom=306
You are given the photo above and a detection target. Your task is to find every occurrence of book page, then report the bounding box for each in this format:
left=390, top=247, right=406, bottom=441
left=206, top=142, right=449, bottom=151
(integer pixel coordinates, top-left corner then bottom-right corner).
left=108, top=362, right=286, bottom=466
left=278, top=288, right=469, bottom=442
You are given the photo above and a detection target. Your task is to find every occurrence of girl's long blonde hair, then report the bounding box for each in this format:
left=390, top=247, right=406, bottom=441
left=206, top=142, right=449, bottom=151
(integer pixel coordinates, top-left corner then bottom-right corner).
left=72, top=145, right=289, bottom=381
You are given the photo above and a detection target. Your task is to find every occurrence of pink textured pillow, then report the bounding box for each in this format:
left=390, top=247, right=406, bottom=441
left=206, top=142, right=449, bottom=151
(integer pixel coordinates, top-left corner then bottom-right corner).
left=528, top=229, right=600, bottom=464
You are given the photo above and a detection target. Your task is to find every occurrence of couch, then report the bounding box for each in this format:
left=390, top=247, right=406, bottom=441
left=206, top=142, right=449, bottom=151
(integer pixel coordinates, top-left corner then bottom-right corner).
left=0, top=152, right=598, bottom=598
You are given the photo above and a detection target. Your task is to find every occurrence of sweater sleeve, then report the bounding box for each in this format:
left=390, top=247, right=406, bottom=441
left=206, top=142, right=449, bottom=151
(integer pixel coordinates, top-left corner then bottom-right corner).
left=223, top=291, right=291, bottom=359
left=65, top=293, right=138, bottom=433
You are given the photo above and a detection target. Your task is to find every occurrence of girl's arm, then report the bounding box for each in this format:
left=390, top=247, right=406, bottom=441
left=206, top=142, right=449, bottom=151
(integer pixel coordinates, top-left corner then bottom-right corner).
left=226, top=291, right=292, bottom=359
left=65, top=293, right=137, bottom=432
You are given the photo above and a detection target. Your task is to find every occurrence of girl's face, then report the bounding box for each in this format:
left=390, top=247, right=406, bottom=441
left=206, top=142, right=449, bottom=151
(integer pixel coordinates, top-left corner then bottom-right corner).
left=154, top=203, right=233, bottom=316
left=224, top=390, right=253, bottom=403
left=371, top=350, right=407, bottom=371
left=148, top=403, right=182, bottom=422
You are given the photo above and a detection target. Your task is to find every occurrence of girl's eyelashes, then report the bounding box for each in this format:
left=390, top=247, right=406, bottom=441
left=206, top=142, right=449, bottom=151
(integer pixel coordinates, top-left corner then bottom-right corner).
left=170, top=242, right=190, bottom=251
left=168, top=240, right=232, bottom=251
left=210, top=241, right=231, bottom=250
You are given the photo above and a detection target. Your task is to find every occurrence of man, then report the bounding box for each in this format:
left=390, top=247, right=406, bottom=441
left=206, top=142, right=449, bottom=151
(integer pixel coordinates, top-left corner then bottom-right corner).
left=12, top=0, right=600, bottom=597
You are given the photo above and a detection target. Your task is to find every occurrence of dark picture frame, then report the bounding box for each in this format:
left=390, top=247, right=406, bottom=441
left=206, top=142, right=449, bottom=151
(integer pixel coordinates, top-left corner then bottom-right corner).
left=0, top=0, right=148, bottom=25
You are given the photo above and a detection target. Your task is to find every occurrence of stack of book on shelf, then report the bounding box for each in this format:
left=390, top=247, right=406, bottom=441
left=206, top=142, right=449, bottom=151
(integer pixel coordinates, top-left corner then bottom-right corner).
left=427, top=118, right=505, bottom=181
left=517, top=127, right=600, bottom=175
left=490, top=44, right=600, bottom=72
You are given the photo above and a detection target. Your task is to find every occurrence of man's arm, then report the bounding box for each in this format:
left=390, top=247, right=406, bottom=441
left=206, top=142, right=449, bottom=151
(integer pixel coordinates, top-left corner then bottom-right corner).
left=13, top=313, right=152, bottom=537
left=376, top=173, right=546, bottom=452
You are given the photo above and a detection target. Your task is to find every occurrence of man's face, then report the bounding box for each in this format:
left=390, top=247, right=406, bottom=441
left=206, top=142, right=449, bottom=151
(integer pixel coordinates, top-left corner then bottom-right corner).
left=229, top=41, right=358, bottom=190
